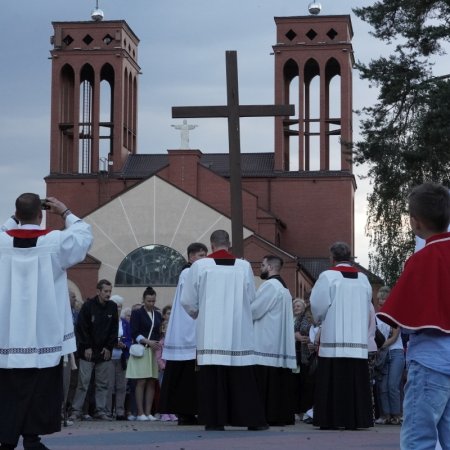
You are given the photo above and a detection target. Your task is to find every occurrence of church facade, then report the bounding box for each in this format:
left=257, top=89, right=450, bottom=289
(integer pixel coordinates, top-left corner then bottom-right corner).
left=45, top=14, right=378, bottom=305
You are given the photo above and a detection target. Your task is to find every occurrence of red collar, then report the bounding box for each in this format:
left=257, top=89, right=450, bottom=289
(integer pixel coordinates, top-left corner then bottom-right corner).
left=207, top=249, right=236, bottom=259
left=329, top=265, right=359, bottom=273
left=426, top=231, right=450, bottom=246
left=6, top=229, right=52, bottom=238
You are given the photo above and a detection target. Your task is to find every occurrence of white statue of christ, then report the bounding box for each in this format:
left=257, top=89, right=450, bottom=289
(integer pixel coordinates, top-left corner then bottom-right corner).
left=171, top=119, right=198, bottom=149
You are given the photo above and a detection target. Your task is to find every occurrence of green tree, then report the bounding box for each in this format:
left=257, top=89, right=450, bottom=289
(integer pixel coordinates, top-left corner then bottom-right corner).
left=353, top=1, right=450, bottom=286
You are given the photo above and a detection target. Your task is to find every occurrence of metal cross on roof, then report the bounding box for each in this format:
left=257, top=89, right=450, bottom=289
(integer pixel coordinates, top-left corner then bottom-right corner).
left=172, top=50, right=294, bottom=257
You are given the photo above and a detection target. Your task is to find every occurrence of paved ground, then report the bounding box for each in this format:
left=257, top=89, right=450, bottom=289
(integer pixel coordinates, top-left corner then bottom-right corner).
left=25, top=420, right=401, bottom=450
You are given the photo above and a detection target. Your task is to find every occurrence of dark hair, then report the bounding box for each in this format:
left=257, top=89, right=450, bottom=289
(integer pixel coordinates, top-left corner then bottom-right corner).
left=162, top=305, right=172, bottom=316
left=409, top=183, right=450, bottom=233
left=15, top=193, right=41, bottom=222
left=187, top=242, right=208, bottom=257
left=96, top=279, right=112, bottom=290
left=263, top=255, right=283, bottom=272
left=329, top=242, right=352, bottom=262
left=210, top=230, right=230, bottom=247
left=142, top=286, right=156, bottom=299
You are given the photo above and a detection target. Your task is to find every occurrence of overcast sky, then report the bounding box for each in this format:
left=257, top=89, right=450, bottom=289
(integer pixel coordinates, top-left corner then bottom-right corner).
left=0, top=0, right=430, bottom=269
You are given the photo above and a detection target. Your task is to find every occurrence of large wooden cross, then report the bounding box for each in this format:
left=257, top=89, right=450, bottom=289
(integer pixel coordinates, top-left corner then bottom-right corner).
left=172, top=51, right=294, bottom=257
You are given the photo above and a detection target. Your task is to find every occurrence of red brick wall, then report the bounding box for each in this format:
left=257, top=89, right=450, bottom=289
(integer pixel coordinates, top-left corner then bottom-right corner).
left=45, top=177, right=139, bottom=229
left=162, top=153, right=354, bottom=259
left=167, top=149, right=202, bottom=197
left=272, top=177, right=354, bottom=257
left=68, top=262, right=100, bottom=300
left=243, top=176, right=354, bottom=257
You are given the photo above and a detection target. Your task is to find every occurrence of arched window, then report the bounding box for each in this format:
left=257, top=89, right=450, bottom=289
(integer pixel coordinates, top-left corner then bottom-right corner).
left=115, top=245, right=187, bottom=287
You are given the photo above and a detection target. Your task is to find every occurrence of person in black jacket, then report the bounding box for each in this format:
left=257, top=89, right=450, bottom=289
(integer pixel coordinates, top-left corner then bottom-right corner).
left=70, top=279, right=118, bottom=421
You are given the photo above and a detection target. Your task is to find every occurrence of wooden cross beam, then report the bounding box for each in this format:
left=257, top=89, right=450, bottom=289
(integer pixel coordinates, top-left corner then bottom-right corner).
left=172, top=51, right=294, bottom=257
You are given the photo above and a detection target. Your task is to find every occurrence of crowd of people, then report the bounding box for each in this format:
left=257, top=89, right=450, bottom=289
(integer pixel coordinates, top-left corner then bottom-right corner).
left=1, top=182, right=449, bottom=450
left=61, top=237, right=406, bottom=433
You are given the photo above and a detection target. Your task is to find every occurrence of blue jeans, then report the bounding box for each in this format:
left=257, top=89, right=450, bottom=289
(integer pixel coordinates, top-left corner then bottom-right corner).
left=378, top=348, right=405, bottom=416
left=401, top=361, right=450, bottom=450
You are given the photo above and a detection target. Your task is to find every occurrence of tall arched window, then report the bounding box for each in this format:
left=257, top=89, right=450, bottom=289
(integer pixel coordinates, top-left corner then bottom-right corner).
left=115, top=245, right=187, bottom=287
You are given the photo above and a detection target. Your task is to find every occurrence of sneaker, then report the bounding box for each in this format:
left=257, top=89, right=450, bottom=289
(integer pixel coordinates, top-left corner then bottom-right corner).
left=127, top=415, right=136, bottom=421
left=94, top=414, right=113, bottom=421
left=81, top=414, right=93, bottom=421
left=147, top=414, right=158, bottom=421
left=62, top=419, right=74, bottom=427
left=136, top=414, right=149, bottom=421
left=169, top=414, right=178, bottom=421
left=160, top=414, right=171, bottom=422
left=374, top=417, right=389, bottom=425
left=389, top=416, right=402, bottom=425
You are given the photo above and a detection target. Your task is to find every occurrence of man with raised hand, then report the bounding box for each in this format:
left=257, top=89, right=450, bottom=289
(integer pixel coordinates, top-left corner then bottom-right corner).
left=0, top=194, right=92, bottom=450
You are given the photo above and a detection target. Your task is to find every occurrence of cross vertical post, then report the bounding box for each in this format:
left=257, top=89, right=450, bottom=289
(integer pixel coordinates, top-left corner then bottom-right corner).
left=225, top=51, right=244, bottom=257
left=172, top=51, right=294, bottom=257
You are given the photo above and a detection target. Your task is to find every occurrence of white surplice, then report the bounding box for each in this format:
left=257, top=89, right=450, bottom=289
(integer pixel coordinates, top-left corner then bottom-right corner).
left=162, top=267, right=197, bottom=360
left=311, top=264, right=372, bottom=359
left=0, top=214, right=93, bottom=369
left=252, top=277, right=296, bottom=369
left=180, top=254, right=256, bottom=366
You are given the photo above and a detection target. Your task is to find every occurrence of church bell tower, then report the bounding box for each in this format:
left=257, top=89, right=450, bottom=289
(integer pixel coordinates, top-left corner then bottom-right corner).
left=48, top=18, right=140, bottom=175
left=273, top=14, right=354, bottom=173
left=45, top=14, right=141, bottom=227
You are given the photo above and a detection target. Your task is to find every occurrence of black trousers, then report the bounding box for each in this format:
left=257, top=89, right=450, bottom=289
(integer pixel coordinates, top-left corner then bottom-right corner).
left=313, top=357, right=373, bottom=429
left=0, top=362, right=63, bottom=446
left=159, top=359, right=198, bottom=415
left=197, top=365, right=267, bottom=428
left=254, top=365, right=296, bottom=425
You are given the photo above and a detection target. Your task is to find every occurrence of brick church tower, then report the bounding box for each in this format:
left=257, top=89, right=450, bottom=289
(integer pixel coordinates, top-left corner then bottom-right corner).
left=273, top=15, right=354, bottom=173
left=46, top=18, right=141, bottom=229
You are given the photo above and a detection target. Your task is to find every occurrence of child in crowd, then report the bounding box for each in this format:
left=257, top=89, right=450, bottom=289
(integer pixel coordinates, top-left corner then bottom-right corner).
left=162, top=305, right=172, bottom=323
left=156, top=320, right=177, bottom=422
left=377, top=182, right=450, bottom=450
